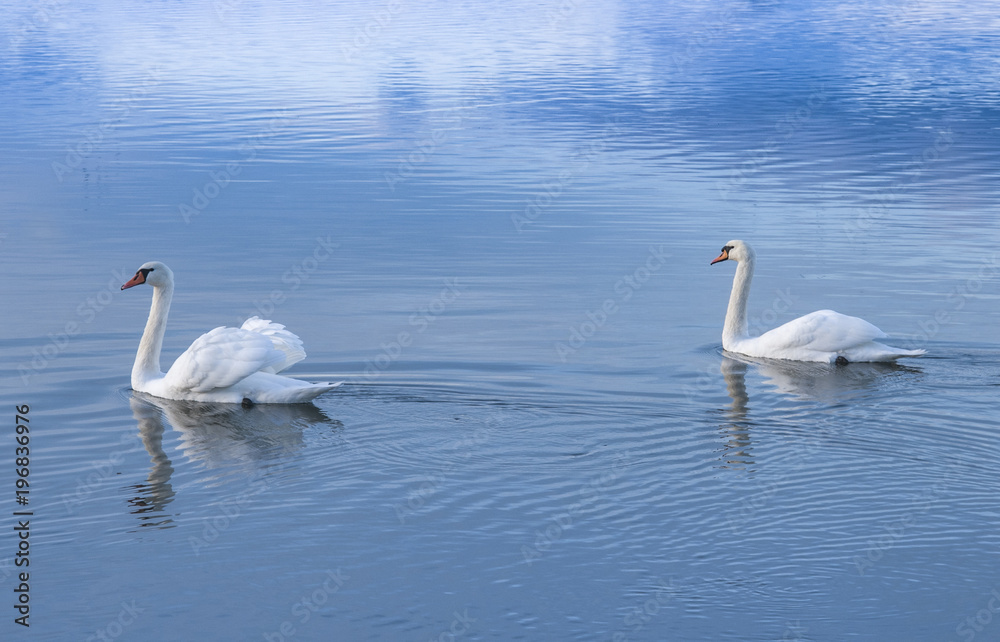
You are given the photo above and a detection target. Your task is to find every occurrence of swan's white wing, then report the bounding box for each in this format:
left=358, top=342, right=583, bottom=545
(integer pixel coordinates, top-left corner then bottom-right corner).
left=240, top=317, right=306, bottom=373
left=756, top=310, right=886, bottom=353
left=163, top=326, right=288, bottom=393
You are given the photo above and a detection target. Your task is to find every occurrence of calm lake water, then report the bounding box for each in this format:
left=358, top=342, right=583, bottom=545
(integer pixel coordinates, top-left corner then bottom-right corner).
left=2, top=1, right=999, bottom=640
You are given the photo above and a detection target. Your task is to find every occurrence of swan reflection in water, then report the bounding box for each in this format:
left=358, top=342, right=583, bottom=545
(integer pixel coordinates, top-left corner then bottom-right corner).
left=718, top=357, right=752, bottom=468
left=715, top=353, right=922, bottom=468
left=722, top=353, right=922, bottom=402
left=127, top=393, right=342, bottom=528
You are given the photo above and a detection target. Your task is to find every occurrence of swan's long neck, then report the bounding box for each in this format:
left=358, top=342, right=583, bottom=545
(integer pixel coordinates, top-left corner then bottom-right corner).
left=132, top=282, right=173, bottom=388
left=723, top=255, right=754, bottom=348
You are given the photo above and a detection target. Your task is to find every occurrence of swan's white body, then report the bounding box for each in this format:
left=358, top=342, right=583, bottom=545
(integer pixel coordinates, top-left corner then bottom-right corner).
left=711, top=241, right=925, bottom=363
left=122, top=262, right=342, bottom=403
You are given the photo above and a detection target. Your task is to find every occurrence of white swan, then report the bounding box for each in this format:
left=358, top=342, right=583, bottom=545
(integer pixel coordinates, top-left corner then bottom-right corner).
left=711, top=241, right=925, bottom=363
left=121, top=261, right=342, bottom=404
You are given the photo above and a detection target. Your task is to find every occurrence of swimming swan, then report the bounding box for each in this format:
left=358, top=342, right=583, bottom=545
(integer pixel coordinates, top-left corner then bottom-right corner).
left=122, top=261, right=342, bottom=403
left=711, top=241, right=925, bottom=363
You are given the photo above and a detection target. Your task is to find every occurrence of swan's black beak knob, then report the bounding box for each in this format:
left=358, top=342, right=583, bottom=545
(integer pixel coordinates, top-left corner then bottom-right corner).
left=122, top=269, right=149, bottom=290
left=710, top=248, right=729, bottom=265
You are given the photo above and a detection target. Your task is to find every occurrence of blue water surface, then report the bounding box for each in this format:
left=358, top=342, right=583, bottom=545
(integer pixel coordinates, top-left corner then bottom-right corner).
left=1, top=1, right=999, bottom=640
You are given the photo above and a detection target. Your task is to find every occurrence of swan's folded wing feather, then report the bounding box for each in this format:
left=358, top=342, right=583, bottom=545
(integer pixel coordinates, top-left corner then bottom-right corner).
left=240, top=317, right=307, bottom=373
left=757, top=310, right=886, bottom=353
left=163, top=326, right=288, bottom=392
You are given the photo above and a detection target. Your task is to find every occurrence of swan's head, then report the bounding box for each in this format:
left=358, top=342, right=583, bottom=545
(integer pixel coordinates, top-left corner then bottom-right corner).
left=121, top=261, right=174, bottom=290
left=710, top=240, right=754, bottom=265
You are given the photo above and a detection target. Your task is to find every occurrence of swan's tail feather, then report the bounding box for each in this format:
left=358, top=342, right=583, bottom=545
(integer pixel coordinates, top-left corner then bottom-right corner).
left=242, top=317, right=307, bottom=373
left=874, top=345, right=926, bottom=361
left=256, top=380, right=343, bottom=404
left=841, top=342, right=927, bottom=362
left=285, top=381, right=343, bottom=403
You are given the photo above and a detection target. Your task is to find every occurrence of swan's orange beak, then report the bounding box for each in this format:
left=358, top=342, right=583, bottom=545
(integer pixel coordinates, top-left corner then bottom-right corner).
left=121, top=272, right=146, bottom=290
left=710, top=248, right=729, bottom=265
